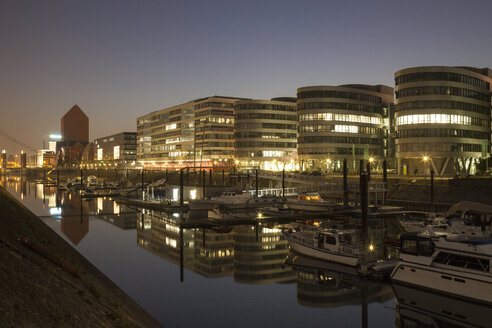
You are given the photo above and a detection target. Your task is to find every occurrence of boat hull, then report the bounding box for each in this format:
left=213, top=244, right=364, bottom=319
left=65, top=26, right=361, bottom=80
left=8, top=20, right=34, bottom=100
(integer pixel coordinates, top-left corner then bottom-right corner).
left=391, top=261, right=492, bottom=304
left=285, top=234, right=359, bottom=267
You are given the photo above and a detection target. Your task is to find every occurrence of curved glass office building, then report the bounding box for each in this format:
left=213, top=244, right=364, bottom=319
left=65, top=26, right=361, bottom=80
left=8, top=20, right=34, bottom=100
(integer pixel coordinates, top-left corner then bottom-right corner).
left=395, top=66, right=492, bottom=175
left=234, top=98, right=298, bottom=171
left=297, top=85, right=393, bottom=172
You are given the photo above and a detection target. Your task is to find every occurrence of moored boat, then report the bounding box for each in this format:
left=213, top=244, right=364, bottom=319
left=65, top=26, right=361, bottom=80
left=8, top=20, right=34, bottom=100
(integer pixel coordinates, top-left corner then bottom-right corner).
left=390, top=230, right=492, bottom=304
left=283, top=228, right=377, bottom=267
left=285, top=192, right=333, bottom=212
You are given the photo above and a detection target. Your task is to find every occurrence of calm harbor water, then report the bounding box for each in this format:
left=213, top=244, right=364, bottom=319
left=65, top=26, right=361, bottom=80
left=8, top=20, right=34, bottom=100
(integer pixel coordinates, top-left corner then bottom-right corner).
left=3, top=177, right=488, bottom=328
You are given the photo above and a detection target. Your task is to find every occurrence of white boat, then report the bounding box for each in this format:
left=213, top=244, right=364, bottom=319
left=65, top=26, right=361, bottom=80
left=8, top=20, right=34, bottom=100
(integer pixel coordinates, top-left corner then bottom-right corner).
left=400, top=214, right=491, bottom=236
left=283, top=228, right=377, bottom=267
left=260, top=203, right=292, bottom=216
left=189, top=191, right=277, bottom=210
left=285, top=192, right=333, bottom=212
left=207, top=205, right=253, bottom=220
left=392, top=282, right=492, bottom=328
left=390, top=230, right=492, bottom=304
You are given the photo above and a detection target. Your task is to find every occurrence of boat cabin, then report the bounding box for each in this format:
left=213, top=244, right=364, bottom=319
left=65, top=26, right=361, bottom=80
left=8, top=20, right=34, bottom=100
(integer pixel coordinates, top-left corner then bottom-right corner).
left=298, top=193, right=323, bottom=202
left=399, top=232, right=492, bottom=274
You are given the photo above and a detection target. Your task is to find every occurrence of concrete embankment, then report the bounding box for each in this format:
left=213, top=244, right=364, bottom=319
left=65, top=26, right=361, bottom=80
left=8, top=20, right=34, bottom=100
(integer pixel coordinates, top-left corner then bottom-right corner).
left=0, top=186, right=163, bottom=328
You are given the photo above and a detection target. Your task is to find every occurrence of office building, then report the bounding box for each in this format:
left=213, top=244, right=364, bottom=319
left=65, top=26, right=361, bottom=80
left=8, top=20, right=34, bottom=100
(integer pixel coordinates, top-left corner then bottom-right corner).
left=234, top=98, right=298, bottom=171
left=297, top=84, right=393, bottom=172
left=94, top=132, right=137, bottom=165
left=394, top=66, right=492, bottom=175
left=137, top=96, right=246, bottom=169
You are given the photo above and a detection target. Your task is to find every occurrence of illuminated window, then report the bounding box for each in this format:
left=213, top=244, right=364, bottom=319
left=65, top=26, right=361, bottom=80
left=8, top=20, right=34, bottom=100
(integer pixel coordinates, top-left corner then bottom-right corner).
left=97, top=148, right=103, bottom=160
left=113, top=146, right=120, bottom=159
left=396, top=114, right=472, bottom=126
left=334, top=125, right=358, bottom=133
left=165, top=124, right=177, bottom=130
left=262, top=150, right=284, bottom=157
left=299, top=113, right=381, bottom=125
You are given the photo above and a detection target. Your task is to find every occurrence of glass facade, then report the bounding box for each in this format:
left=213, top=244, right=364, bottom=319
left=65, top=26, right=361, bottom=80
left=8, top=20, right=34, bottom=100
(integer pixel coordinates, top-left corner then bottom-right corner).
left=394, top=66, right=492, bottom=176
left=234, top=99, right=298, bottom=171
left=297, top=84, right=393, bottom=172
left=137, top=96, right=243, bottom=169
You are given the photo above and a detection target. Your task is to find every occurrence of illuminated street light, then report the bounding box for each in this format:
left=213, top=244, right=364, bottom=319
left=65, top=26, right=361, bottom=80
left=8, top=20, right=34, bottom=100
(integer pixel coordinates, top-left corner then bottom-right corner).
left=369, top=157, right=374, bottom=163
left=423, top=156, right=429, bottom=162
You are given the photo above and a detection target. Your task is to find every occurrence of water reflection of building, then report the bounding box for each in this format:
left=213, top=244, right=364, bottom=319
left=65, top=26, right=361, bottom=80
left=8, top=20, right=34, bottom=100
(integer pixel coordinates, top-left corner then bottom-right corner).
left=136, top=214, right=295, bottom=282
left=95, top=198, right=137, bottom=229
left=194, top=228, right=234, bottom=278
left=393, top=283, right=492, bottom=328
left=60, top=193, right=89, bottom=245
left=285, top=253, right=393, bottom=308
left=137, top=213, right=195, bottom=269
left=232, top=225, right=295, bottom=284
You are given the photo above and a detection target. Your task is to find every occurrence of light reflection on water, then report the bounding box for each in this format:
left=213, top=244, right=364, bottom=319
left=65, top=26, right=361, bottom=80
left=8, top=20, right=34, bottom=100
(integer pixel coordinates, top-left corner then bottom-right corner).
left=3, top=176, right=489, bottom=328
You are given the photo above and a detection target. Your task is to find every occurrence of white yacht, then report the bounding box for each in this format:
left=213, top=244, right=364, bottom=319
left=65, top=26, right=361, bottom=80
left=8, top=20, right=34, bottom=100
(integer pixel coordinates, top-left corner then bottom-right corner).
left=392, top=282, right=492, bottom=328
left=285, top=192, right=333, bottom=212
left=390, top=230, right=492, bottom=304
left=283, top=228, right=377, bottom=267
left=189, top=191, right=276, bottom=210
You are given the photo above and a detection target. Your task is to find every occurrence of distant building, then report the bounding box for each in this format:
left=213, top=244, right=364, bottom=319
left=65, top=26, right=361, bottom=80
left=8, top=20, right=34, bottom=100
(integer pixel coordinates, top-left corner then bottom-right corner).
left=234, top=98, right=298, bottom=171
left=137, top=96, right=247, bottom=169
left=297, top=84, right=393, bottom=172
left=394, top=66, right=492, bottom=176
left=36, top=150, right=56, bottom=167
left=61, top=105, right=89, bottom=143
left=57, top=105, right=92, bottom=166
left=93, top=132, right=137, bottom=165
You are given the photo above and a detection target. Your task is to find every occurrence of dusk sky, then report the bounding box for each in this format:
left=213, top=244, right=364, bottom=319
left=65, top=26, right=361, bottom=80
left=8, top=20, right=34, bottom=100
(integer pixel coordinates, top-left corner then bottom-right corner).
left=2, top=0, right=492, bottom=154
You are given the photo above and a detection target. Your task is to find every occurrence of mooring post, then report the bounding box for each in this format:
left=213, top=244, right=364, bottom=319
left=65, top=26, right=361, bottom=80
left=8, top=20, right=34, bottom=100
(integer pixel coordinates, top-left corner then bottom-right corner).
left=141, top=169, right=144, bottom=199
left=360, top=170, right=369, bottom=276
left=430, top=169, right=434, bottom=205
left=366, top=162, right=371, bottom=182
left=80, top=169, right=83, bottom=189
left=282, top=168, right=285, bottom=198
left=361, top=285, right=368, bottom=328
left=186, top=167, right=189, bottom=185
left=255, top=169, right=259, bottom=198
left=57, top=169, right=60, bottom=187
left=383, top=159, right=387, bottom=205
left=179, top=227, right=184, bottom=282
left=202, top=169, right=206, bottom=198
left=180, top=169, right=184, bottom=207
left=209, top=168, right=212, bottom=186
left=222, top=169, right=225, bottom=186
left=343, top=159, right=348, bottom=208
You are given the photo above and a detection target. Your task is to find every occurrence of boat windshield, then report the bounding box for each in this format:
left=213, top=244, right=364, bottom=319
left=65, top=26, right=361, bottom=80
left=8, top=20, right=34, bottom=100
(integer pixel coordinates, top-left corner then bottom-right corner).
left=400, top=233, right=434, bottom=256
